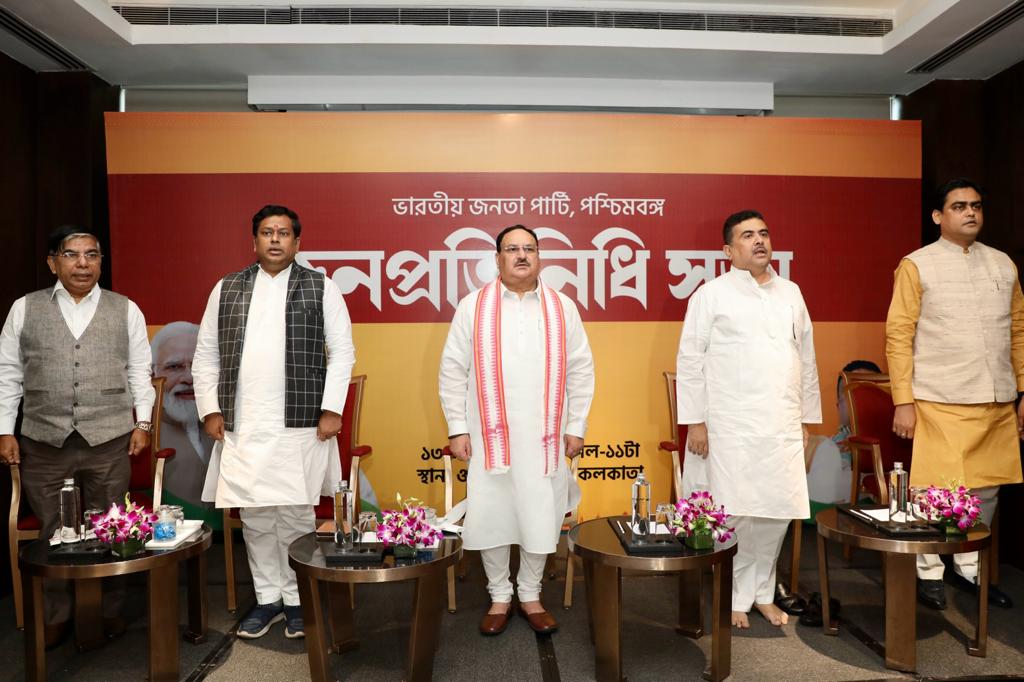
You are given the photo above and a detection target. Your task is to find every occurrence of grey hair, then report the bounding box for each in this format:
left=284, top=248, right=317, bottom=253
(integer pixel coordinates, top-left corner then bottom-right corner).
left=150, top=321, right=200, bottom=372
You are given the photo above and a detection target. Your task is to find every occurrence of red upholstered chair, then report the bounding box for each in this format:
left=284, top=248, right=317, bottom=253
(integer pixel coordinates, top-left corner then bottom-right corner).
left=223, top=374, right=371, bottom=612
left=658, top=372, right=686, bottom=503
left=7, top=376, right=174, bottom=629
left=661, top=371, right=804, bottom=594
left=844, top=379, right=911, bottom=506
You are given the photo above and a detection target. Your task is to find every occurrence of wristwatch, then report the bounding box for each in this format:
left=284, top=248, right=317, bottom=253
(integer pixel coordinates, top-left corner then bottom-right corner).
left=134, top=421, right=153, bottom=433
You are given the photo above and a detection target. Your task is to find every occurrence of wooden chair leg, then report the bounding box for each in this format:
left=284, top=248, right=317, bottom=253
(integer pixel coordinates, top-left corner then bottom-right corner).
left=563, top=549, right=575, bottom=609
left=990, top=506, right=1000, bottom=586
left=224, top=521, right=237, bottom=613
left=350, top=584, right=356, bottom=609
left=10, top=542, right=24, bottom=630
left=789, top=519, right=802, bottom=595
left=545, top=552, right=556, bottom=580
left=447, top=565, right=457, bottom=613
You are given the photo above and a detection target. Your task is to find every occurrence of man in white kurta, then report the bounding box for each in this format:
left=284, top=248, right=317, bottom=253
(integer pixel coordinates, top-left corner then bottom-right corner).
left=193, top=205, right=355, bottom=640
left=439, top=225, right=594, bottom=636
left=677, top=210, right=821, bottom=629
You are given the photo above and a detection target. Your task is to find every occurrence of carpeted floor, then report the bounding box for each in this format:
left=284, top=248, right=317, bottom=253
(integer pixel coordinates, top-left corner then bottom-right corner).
left=1, top=525, right=1022, bottom=681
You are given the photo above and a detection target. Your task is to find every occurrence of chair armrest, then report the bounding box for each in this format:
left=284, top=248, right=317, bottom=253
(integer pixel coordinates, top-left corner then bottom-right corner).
left=442, top=445, right=452, bottom=458
left=154, top=448, right=176, bottom=460
left=658, top=441, right=679, bottom=452
left=351, top=445, right=372, bottom=458
left=847, top=435, right=881, bottom=447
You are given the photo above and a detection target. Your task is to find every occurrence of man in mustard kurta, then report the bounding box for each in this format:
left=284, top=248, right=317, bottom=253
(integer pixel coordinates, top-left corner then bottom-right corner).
left=886, top=178, right=1024, bottom=611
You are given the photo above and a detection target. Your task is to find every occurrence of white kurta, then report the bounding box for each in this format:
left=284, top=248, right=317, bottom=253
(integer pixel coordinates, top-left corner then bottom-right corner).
left=676, top=266, right=821, bottom=519
left=439, top=282, right=594, bottom=554
left=192, top=264, right=356, bottom=508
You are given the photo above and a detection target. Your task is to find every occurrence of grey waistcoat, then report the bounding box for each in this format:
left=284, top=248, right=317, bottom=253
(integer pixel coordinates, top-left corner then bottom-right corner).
left=20, top=287, right=134, bottom=447
left=217, top=262, right=326, bottom=431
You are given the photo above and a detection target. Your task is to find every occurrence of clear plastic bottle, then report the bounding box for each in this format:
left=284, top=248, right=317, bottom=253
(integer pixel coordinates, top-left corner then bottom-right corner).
left=59, top=478, right=82, bottom=544
left=888, top=462, right=909, bottom=522
left=334, top=480, right=355, bottom=549
left=631, top=471, right=651, bottom=543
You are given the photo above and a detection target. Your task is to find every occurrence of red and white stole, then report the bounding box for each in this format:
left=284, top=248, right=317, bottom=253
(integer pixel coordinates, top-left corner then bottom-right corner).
left=473, top=278, right=567, bottom=477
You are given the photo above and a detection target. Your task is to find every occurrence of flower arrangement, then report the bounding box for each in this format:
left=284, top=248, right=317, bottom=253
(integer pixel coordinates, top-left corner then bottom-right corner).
left=915, top=483, right=982, bottom=533
left=91, top=494, right=158, bottom=558
left=375, top=495, right=443, bottom=550
left=670, top=490, right=735, bottom=548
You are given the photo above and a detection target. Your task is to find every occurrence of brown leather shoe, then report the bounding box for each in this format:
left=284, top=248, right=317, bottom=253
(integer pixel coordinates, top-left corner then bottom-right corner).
left=519, top=605, right=558, bottom=633
left=479, top=604, right=512, bottom=636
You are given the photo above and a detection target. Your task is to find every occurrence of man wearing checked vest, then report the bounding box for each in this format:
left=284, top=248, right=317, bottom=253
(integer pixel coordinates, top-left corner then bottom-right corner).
left=886, top=178, right=1024, bottom=611
left=439, top=224, right=595, bottom=636
left=193, top=205, right=355, bottom=639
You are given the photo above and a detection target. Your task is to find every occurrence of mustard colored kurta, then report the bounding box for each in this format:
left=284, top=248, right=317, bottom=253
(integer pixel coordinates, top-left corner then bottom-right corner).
left=886, top=251, right=1024, bottom=488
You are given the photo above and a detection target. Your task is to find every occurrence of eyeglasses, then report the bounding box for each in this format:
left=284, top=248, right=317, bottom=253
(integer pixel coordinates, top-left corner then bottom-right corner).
left=501, top=245, right=538, bottom=255
left=57, top=250, right=102, bottom=262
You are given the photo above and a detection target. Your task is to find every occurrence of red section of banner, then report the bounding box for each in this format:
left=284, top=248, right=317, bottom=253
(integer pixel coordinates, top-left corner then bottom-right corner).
left=109, top=172, right=918, bottom=324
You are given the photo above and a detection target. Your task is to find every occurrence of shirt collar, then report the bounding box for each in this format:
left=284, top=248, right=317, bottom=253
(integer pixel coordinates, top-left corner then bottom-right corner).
left=727, top=264, right=777, bottom=288
left=937, top=236, right=976, bottom=255
left=51, top=279, right=100, bottom=303
left=258, top=262, right=293, bottom=280
left=499, top=278, right=540, bottom=299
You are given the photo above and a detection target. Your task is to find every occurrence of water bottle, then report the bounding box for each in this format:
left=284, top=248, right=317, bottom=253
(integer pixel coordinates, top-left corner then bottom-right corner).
left=888, top=462, right=909, bottom=522
left=59, top=478, right=82, bottom=544
left=334, top=480, right=356, bottom=549
left=631, top=471, right=651, bottom=543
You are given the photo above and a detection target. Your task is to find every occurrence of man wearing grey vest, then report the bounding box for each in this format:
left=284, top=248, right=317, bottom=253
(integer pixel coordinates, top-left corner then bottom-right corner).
left=193, top=205, right=355, bottom=640
left=0, top=225, right=155, bottom=643
left=886, top=178, right=1024, bottom=611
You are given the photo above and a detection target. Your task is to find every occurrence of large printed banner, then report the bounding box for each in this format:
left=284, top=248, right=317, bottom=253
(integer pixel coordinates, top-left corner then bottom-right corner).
left=106, top=112, right=920, bottom=519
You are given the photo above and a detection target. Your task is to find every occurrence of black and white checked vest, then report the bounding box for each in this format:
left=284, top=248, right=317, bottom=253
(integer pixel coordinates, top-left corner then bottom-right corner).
left=216, top=262, right=326, bottom=431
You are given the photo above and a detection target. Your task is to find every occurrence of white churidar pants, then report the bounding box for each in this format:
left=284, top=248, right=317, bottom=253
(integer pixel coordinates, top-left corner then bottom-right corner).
left=480, top=546, right=548, bottom=603
left=240, top=505, right=315, bottom=606
left=731, top=516, right=791, bottom=612
left=917, top=485, right=999, bottom=581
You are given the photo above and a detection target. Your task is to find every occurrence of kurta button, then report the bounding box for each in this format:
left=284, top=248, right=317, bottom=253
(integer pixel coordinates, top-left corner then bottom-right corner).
left=74, top=362, right=80, bottom=367
left=74, top=382, right=78, bottom=387
left=75, top=344, right=80, bottom=349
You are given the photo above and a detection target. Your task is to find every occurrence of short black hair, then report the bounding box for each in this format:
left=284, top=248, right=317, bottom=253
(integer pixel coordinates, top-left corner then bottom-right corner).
left=837, top=359, right=882, bottom=395
left=252, top=204, right=302, bottom=238
left=722, top=209, right=765, bottom=245
left=47, top=225, right=99, bottom=255
left=494, top=224, right=539, bottom=253
left=933, top=178, right=984, bottom=212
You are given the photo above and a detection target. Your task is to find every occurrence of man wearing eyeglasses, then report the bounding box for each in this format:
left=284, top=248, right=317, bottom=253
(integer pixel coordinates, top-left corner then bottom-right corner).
left=886, top=178, right=1024, bottom=611
left=0, top=224, right=155, bottom=645
left=439, top=224, right=594, bottom=636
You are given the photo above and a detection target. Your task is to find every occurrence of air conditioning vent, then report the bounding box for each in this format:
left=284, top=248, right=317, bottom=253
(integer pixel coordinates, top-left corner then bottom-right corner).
left=909, top=0, right=1024, bottom=73
left=0, top=6, right=90, bottom=70
left=110, top=5, right=893, bottom=37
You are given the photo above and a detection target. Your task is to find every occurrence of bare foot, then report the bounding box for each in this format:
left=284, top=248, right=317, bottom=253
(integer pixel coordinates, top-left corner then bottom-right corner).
left=754, top=602, right=789, bottom=626
left=731, top=611, right=750, bottom=628
left=488, top=602, right=512, bottom=616
left=519, top=599, right=546, bottom=615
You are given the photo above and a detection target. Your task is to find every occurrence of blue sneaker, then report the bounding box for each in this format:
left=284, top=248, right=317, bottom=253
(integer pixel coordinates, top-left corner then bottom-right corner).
left=284, top=605, right=304, bottom=639
left=237, top=601, right=284, bottom=639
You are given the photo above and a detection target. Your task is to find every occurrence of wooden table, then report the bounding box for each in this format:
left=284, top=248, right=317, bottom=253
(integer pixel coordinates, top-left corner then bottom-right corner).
left=816, top=507, right=990, bottom=672
left=19, top=526, right=212, bottom=682
left=288, top=534, right=462, bottom=682
left=569, top=517, right=737, bottom=682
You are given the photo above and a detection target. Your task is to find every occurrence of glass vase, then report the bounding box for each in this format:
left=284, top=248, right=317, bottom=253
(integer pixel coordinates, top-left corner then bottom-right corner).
left=110, top=538, right=146, bottom=559
left=393, top=544, right=417, bottom=559
left=684, top=532, right=714, bottom=550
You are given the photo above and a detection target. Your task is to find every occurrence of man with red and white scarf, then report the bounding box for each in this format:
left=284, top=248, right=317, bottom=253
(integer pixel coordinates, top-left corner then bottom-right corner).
left=439, top=224, right=594, bottom=636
